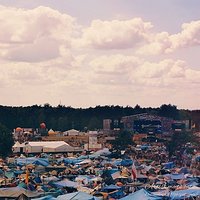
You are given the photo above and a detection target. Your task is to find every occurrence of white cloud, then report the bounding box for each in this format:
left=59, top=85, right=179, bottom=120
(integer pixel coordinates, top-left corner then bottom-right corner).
left=88, top=55, right=200, bottom=90
left=0, top=5, right=76, bottom=62
left=0, top=4, right=199, bottom=108
left=78, top=18, right=152, bottom=49
left=171, top=20, right=200, bottom=48
left=89, top=55, right=140, bottom=85
left=138, top=20, right=200, bottom=55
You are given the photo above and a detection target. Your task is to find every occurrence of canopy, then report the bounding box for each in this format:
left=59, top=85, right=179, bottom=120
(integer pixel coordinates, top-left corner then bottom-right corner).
left=32, top=159, right=49, bottom=166
left=102, top=184, right=121, bottom=191
left=17, top=157, right=49, bottom=166
left=53, top=179, right=79, bottom=188
left=34, top=195, right=56, bottom=200
left=162, top=162, right=175, bottom=169
left=120, top=189, right=164, bottom=200
left=57, top=191, right=100, bottom=200
left=164, top=173, right=185, bottom=180
left=170, top=186, right=200, bottom=199
left=77, top=159, right=93, bottom=165
left=0, top=187, right=41, bottom=198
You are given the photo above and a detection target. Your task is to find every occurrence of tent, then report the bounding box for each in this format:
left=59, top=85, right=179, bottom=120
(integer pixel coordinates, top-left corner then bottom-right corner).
left=120, top=189, right=164, bottom=200
left=164, top=173, right=185, bottom=180
left=53, top=179, right=79, bottom=188
left=23, top=141, right=75, bottom=153
left=17, top=157, right=49, bottom=166
left=43, top=144, right=74, bottom=153
left=91, top=148, right=111, bottom=157
left=13, top=142, right=25, bottom=153
left=32, top=159, right=49, bottom=166
left=101, top=184, right=125, bottom=199
left=76, top=159, right=93, bottom=165
left=162, top=162, right=175, bottom=169
left=62, top=158, right=82, bottom=165
left=56, top=191, right=100, bottom=200
left=42, top=176, right=60, bottom=184
left=170, top=186, right=200, bottom=199
left=0, top=187, right=41, bottom=198
left=34, top=195, right=56, bottom=200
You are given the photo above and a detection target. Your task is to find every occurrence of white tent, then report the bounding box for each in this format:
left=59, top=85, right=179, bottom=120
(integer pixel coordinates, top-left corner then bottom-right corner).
left=43, top=142, right=74, bottom=153
left=12, top=142, right=25, bottom=153
left=63, top=129, right=79, bottom=136
left=24, top=141, right=74, bottom=153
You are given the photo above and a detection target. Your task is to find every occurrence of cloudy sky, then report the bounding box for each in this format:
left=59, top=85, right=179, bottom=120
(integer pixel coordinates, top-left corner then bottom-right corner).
left=0, top=0, right=200, bottom=109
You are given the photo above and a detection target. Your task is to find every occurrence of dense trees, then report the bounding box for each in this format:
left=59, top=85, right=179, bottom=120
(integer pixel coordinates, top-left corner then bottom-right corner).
left=0, top=123, right=14, bottom=157
left=0, top=104, right=197, bottom=131
left=166, top=130, right=199, bottom=157
left=111, top=130, right=135, bottom=150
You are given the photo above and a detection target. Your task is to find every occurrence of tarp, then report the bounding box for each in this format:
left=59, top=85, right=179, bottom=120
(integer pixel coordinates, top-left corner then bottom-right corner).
left=179, top=167, right=189, bottom=174
left=32, top=159, right=49, bottom=166
left=0, top=187, right=41, bottom=198
left=195, top=155, right=200, bottom=162
left=102, top=184, right=122, bottom=191
left=102, top=184, right=125, bottom=199
left=164, top=173, right=185, bottom=180
left=34, top=195, right=56, bottom=200
left=120, top=189, right=164, bottom=200
left=56, top=191, right=100, bottom=200
left=5, top=171, right=15, bottom=179
left=162, top=162, right=175, bottom=169
left=121, top=159, right=133, bottom=166
left=76, top=159, right=92, bottom=165
left=170, top=186, right=200, bottom=199
left=53, top=179, right=79, bottom=188
left=62, top=158, right=82, bottom=165
left=42, top=176, right=60, bottom=184
left=16, top=157, right=49, bottom=166
left=75, top=175, right=102, bottom=185
left=92, top=148, right=111, bottom=156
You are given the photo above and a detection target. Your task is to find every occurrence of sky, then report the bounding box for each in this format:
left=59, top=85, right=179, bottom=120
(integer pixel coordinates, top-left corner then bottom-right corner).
left=0, top=0, right=200, bottom=109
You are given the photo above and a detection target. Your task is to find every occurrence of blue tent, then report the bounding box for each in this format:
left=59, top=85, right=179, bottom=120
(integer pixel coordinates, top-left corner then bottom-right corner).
left=120, top=189, right=164, bottom=200
left=164, top=173, right=185, bottom=180
left=53, top=179, right=78, bottom=188
left=16, top=157, right=49, bottom=166
left=56, top=191, right=100, bottom=200
left=179, top=167, right=189, bottom=174
left=170, top=187, right=200, bottom=199
left=14, top=170, right=24, bottom=175
left=102, top=184, right=125, bottom=199
left=121, top=159, right=133, bottom=166
left=5, top=171, right=15, bottom=179
left=32, top=159, right=49, bottom=166
left=195, top=156, right=200, bottom=162
left=162, top=162, right=175, bottom=169
left=63, top=158, right=82, bottom=165
left=34, top=195, right=56, bottom=200
left=102, top=184, right=121, bottom=191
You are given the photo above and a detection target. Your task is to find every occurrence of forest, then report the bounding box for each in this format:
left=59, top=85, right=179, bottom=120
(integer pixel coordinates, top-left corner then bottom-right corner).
left=0, top=104, right=199, bottom=131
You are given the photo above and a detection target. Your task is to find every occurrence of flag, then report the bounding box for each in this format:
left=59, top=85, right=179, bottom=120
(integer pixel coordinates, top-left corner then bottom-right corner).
left=131, top=162, right=137, bottom=180
left=25, top=169, right=29, bottom=185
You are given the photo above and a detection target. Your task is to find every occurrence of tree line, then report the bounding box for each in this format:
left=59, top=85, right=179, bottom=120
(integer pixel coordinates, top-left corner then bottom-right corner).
left=0, top=103, right=199, bottom=131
